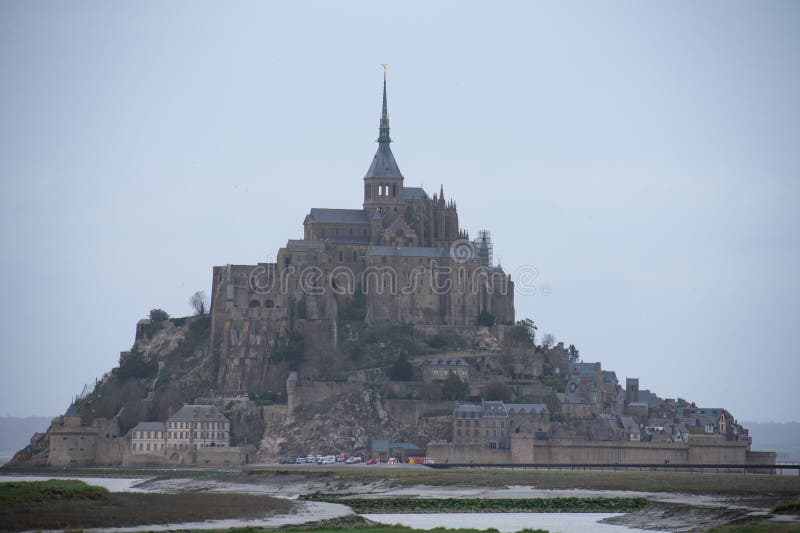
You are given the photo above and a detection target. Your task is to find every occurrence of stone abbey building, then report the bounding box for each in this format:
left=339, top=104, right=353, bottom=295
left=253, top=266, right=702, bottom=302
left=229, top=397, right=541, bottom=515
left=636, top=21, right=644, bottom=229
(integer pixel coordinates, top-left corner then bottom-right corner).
left=210, top=76, right=514, bottom=393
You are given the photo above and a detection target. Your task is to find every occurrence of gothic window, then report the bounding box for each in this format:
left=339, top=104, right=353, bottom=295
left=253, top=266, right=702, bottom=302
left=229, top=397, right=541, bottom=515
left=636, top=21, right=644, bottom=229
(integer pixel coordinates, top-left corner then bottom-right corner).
left=352, top=250, right=358, bottom=262
left=338, top=251, right=343, bottom=262
left=392, top=184, right=397, bottom=196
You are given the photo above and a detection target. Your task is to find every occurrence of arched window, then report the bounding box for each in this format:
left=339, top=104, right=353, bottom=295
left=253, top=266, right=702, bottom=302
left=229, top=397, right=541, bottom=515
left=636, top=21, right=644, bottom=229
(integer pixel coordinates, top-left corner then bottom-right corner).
left=392, top=184, right=397, bottom=196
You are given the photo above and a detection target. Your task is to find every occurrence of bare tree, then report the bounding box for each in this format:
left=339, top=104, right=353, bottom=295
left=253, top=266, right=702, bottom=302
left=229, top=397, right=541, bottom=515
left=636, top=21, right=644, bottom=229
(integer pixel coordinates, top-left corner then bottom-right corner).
left=541, top=333, right=556, bottom=349
left=190, top=290, right=208, bottom=316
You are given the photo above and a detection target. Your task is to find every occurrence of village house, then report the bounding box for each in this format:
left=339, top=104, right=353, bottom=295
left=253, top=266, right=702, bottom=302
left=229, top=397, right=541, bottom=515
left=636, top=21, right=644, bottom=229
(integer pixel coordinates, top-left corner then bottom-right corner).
left=129, top=404, right=230, bottom=455
left=556, top=392, right=594, bottom=419
left=453, top=401, right=550, bottom=449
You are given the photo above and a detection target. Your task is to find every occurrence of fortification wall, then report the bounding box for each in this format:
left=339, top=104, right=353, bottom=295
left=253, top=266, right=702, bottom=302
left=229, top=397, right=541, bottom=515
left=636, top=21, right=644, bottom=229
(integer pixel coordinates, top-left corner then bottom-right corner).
left=291, top=381, right=362, bottom=408
left=428, top=438, right=756, bottom=466
left=48, top=426, right=98, bottom=467
left=687, top=435, right=747, bottom=464
left=122, top=446, right=247, bottom=466
left=383, top=399, right=455, bottom=426
left=384, top=381, right=443, bottom=400
left=745, top=451, right=776, bottom=473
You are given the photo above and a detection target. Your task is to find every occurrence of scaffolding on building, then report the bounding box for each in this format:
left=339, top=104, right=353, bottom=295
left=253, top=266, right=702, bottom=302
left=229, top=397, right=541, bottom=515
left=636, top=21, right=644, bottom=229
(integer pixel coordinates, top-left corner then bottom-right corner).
left=474, top=230, right=493, bottom=268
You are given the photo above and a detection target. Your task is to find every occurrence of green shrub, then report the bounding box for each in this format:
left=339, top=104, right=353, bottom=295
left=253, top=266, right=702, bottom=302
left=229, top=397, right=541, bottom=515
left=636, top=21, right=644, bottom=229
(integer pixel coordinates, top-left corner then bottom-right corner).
left=0, top=480, right=110, bottom=505
left=389, top=354, right=414, bottom=381
left=542, top=378, right=565, bottom=393
left=188, top=315, right=211, bottom=343
left=426, top=334, right=449, bottom=349
left=117, top=351, right=158, bottom=381
left=149, top=309, right=170, bottom=322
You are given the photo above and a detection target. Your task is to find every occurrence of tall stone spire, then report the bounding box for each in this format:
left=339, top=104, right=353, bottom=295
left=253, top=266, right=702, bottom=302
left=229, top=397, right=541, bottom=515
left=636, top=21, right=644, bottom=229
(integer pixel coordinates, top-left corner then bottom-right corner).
left=364, top=69, right=403, bottom=180
left=378, top=71, right=391, bottom=143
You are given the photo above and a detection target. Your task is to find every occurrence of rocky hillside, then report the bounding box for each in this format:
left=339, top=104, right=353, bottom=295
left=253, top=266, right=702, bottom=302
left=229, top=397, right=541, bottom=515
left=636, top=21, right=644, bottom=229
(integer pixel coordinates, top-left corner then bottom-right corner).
left=258, top=388, right=452, bottom=462
left=6, top=312, right=218, bottom=465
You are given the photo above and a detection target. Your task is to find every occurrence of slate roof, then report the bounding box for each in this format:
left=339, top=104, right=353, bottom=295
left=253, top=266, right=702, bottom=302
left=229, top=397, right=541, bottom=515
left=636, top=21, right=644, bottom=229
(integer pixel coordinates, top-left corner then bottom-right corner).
left=570, top=362, right=600, bottom=376
left=168, top=405, right=228, bottom=423
left=306, top=208, right=370, bottom=224
left=286, top=239, right=325, bottom=250
left=557, top=393, right=592, bottom=405
left=455, top=404, right=482, bottom=418
left=132, top=421, right=166, bottom=431
left=506, top=403, right=549, bottom=415
left=369, top=246, right=449, bottom=258
left=365, top=142, right=403, bottom=179
left=482, top=401, right=508, bottom=418
left=403, top=187, right=427, bottom=201
left=620, top=416, right=640, bottom=434
left=421, top=357, right=468, bottom=367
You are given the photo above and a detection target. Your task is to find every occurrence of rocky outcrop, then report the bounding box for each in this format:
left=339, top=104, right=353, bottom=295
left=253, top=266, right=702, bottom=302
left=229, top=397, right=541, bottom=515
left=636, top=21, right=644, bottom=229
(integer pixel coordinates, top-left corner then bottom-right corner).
left=257, top=388, right=451, bottom=462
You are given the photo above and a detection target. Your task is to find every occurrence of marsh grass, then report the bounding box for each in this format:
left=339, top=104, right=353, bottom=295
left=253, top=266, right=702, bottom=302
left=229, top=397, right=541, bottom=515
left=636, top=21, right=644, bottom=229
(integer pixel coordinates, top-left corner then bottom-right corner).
left=299, top=494, right=649, bottom=513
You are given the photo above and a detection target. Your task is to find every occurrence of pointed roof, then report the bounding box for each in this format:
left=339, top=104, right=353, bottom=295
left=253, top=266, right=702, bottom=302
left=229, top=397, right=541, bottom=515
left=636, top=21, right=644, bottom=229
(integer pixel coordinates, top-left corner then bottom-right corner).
left=365, top=72, right=403, bottom=179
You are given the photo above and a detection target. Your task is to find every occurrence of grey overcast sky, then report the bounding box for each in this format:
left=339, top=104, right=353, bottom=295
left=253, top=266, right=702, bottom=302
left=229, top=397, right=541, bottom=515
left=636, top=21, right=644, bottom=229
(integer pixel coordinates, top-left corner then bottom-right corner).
left=1, top=1, right=798, bottom=421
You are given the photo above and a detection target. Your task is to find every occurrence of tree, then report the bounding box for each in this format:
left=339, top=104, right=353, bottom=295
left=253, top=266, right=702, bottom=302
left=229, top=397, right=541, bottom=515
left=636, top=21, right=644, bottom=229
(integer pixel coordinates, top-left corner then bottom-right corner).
left=507, top=318, right=537, bottom=346
left=442, top=372, right=469, bottom=400
left=481, top=381, right=510, bottom=401
left=149, top=308, right=169, bottom=322
left=388, top=353, right=414, bottom=381
left=541, top=333, right=556, bottom=349
left=568, top=344, right=581, bottom=363
left=190, top=290, right=208, bottom=316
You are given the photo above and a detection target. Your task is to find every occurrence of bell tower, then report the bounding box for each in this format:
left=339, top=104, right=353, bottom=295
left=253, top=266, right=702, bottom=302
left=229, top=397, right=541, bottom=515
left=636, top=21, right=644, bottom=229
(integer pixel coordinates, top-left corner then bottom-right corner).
left=363, top=70, right=404, bottom=216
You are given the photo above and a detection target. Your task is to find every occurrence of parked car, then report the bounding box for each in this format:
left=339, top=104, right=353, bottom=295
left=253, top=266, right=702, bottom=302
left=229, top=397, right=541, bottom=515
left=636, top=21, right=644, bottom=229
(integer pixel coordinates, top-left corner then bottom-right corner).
left=387, top=457, right=398, bottom=464
left=318, top=455, right=336, bottom=464
left=365, top=458, right=378, bottom=465
left=345, top=456, right=362, bottom=464
left=278, top=457, right=294, bottom=464
left=336, top=453, right=349, bottom=462
left=423, top=457, right=436, bottom=465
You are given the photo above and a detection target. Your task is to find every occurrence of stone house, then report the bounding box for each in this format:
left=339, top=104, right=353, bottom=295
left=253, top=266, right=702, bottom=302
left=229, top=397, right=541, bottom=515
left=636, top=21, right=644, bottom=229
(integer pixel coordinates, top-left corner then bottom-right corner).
left=165, top=405, right=230, bottom=451
left=129, top=404, right=230, bottom=456
left=129, top=422, right=167, bottom=454
left=556, top=393, right=594, bottom=419
left=453, top=401, right=550, bottom=450
left=619, top=416, right=641, bottom=441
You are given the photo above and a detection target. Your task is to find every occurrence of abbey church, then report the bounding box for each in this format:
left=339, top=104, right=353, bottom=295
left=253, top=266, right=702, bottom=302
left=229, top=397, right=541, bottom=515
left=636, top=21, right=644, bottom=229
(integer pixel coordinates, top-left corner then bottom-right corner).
left=210, top=76, right=514, bottom=393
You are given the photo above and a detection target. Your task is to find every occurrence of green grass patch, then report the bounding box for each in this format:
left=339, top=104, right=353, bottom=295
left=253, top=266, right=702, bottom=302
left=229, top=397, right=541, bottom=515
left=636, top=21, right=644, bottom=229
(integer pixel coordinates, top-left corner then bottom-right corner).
left=0, top=479, right=109, bottom=505
left=224, top=526, right=547, bottom=533
left=298, top=494, right=648, bottom=513
left=772, top=495, right=800, bottom=514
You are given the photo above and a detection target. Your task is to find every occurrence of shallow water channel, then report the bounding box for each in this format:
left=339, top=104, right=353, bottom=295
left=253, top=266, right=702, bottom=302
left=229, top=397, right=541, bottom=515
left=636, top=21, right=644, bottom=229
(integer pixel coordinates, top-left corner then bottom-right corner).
left=0, top=473, right=754, bottom=532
